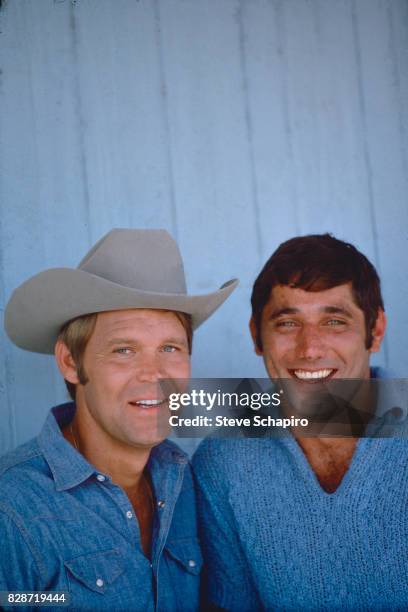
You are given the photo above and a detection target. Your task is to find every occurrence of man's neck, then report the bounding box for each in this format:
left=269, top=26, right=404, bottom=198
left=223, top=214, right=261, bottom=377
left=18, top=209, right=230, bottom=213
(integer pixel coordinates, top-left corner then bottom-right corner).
left=295, top=436, right=358, bottom=493
left=63, top=412, right=151, bottom=490
left=285, top=398, right=363, bottom=493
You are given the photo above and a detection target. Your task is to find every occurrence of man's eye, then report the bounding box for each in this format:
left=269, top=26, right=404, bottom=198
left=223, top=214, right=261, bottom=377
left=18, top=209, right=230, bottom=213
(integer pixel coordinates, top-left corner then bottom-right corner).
left=162, top=345, right=177, bottom=353
left=115, top=347, right=132, bottom=354
left=326, top=319, right=346, bottom=326
left=276, top=320, right=297, bottom=328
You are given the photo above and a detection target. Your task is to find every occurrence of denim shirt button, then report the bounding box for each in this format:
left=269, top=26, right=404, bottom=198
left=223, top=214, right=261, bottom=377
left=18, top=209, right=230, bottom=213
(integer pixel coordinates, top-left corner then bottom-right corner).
left=96, top=474, right=106, bottom=482
left=157, top=500, right=165, bottom=508
left=126, top=510, right=133, bottom=519
left=188, top=559, right=196, bottom=568
left=96, top=578, right=104, bottom=587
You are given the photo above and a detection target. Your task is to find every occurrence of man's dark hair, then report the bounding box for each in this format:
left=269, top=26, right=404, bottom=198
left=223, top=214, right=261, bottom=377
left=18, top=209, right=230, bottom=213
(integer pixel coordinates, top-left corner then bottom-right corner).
left=251, top=233, right=384, bottom=351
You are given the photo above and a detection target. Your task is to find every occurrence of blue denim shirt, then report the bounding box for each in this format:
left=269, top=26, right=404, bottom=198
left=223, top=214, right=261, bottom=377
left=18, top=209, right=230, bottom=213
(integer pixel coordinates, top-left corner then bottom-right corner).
left=0, top=403, right=202, bottom=611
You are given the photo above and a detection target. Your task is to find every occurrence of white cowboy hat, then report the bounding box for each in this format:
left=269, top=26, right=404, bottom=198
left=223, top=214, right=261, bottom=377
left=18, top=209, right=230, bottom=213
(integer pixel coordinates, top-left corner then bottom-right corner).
left=5, top=228, right=238, bottom=354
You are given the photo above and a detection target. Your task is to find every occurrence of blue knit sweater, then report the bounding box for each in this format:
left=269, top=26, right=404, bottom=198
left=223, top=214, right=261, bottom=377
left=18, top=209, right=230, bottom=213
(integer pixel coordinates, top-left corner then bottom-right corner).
left=193, top=436, right=408, bottom=611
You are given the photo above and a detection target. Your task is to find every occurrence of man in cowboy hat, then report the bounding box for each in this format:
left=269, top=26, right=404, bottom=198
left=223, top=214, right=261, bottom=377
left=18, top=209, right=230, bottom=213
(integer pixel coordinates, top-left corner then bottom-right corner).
left=0, top=228, right=237, bottom=610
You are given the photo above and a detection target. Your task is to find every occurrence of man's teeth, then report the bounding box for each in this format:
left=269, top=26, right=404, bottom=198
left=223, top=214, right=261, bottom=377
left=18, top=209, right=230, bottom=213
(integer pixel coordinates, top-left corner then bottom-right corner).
left=134, top=399, right=164, bottom=406
left=293, top=369, right=333, bottom=380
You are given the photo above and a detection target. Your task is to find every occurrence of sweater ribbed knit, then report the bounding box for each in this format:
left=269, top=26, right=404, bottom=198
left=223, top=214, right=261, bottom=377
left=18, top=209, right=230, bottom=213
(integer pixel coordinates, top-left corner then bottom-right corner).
left=193, top=436, right=408, bottom=611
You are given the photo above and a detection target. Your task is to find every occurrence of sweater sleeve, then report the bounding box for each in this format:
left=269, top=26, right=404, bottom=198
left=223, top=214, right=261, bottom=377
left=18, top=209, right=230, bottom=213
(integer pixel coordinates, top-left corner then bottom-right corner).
left=192, top=440, right=262, bottom=612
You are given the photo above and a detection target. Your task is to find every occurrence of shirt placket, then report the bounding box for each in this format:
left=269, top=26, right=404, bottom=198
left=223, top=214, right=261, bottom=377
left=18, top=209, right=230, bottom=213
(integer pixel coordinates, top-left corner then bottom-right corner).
left=91, top=470, right=156, bottom=603
left=149, top=454, right=187, bottom=611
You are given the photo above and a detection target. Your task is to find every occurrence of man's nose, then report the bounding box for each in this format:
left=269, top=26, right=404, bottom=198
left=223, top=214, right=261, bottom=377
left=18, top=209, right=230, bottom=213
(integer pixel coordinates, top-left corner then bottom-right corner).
left=296, top=325, right=325, bottom=360
left=135, top=353, right=163, bottom=382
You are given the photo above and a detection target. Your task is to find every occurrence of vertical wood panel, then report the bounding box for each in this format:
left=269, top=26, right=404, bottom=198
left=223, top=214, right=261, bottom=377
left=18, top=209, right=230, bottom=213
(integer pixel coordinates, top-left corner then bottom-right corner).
left=351, top=0, right=408, bottom=373
left=68, top=0, right=177, bottom=234
left=154, top=0, right=263, bottom=378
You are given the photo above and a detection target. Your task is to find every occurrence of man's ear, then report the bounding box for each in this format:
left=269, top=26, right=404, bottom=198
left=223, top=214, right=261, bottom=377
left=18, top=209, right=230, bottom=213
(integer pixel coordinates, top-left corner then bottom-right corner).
left=55, top=340, right=79, bottom=384
left=249, top=316, right=263, bottom=356
left=369, top=309, right=387, bottom=353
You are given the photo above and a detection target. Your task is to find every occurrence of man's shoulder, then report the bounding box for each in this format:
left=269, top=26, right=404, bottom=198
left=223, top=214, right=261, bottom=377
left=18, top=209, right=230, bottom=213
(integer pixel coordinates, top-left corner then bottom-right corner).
left=0, top=438, right=50, bottom=508
left=154, top=438, right=190, bottom=463
left=0, top=437, right=43, bottom=478
left=192, top=435, right=275, bottom=479
left=194, top=434, right=273, bottom=456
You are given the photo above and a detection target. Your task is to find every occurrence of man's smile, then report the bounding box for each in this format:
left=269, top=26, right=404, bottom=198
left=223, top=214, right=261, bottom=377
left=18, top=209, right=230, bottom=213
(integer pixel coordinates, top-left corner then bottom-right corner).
left=129, top=398, right=168, bottom=409
left=288, top=368, right=337, bottom=382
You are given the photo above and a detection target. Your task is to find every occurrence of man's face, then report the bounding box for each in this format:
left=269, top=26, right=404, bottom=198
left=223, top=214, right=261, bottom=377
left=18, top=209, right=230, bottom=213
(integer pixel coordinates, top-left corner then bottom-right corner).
left=73, top=309, right=191, bottom=450
left=251, top=282, right=385, bottom=389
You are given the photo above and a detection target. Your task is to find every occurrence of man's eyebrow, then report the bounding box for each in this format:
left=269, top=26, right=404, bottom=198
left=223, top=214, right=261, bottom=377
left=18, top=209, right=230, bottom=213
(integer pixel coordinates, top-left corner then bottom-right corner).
left=322, top=306, right=354, bottom=318
left=106, top=337, right=137, bottom=347
left=159, top=336, right=188, bottom=345
left=268, top=307, right=300, bottom=320
left=105, top=336, right=188, bottom=347
left=267, top=305, right=355, bottom=321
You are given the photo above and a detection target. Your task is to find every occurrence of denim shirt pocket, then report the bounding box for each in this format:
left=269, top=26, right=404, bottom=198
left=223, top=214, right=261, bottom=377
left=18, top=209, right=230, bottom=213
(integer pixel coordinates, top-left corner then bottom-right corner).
left=164, top=539, right=203, bottom=576
left=161, top=539, right=203, bottom=611
left=64, top=548, right=125, bottom=595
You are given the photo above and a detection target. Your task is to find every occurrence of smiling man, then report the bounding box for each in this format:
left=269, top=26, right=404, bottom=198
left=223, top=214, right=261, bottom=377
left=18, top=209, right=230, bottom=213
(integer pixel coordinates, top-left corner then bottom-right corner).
left=0, top=228, right=237, bottom=610
left=193, top=234, right=408, bottom=611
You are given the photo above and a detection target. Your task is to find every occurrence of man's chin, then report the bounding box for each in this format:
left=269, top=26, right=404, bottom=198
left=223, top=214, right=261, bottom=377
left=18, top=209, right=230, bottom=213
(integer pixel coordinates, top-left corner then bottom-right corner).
left=126, top=433, right=168, bottom=450
left=279, top=377, right=339, bottom=419
left=122, top=420, right=171, bottom=450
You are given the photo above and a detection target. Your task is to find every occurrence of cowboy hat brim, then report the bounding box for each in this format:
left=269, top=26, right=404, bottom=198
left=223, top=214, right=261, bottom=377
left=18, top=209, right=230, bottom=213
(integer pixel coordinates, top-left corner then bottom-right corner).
left=5, top=268, right=239, bottom=354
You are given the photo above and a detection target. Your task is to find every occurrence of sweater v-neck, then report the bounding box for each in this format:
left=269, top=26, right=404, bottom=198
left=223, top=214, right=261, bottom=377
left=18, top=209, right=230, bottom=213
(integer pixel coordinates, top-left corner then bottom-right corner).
left=281, top=435, right=378, bottom=498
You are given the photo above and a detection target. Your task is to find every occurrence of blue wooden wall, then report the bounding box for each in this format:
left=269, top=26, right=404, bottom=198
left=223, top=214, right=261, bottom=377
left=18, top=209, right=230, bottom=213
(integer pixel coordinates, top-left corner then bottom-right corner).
left=1, top=0, right=407, bottom=454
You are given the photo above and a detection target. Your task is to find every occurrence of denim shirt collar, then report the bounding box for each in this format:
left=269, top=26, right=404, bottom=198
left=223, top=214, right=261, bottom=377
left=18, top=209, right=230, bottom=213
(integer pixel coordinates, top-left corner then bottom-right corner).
left=37, top=402, right=188, bottom=492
